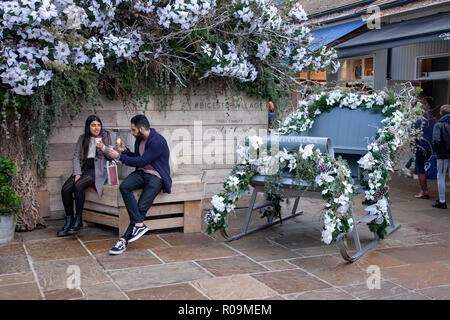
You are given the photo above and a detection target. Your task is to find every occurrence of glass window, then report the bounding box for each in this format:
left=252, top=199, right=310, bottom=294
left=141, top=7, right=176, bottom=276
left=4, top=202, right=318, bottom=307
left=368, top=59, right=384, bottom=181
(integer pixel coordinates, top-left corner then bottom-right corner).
left=339, top=56, right=374, bottom=82
left=352, top=59, right=362, bottom=80
left=417, top=55, right=450, bottom=80
left=340, top=60, right=351, bottom=81
left=363, top=57, right=374, bottom=78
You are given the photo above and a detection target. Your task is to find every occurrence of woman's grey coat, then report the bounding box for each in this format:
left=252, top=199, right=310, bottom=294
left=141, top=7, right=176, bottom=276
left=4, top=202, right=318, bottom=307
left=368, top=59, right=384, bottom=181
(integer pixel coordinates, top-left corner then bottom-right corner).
left=72, top=129, right=116, bottom=197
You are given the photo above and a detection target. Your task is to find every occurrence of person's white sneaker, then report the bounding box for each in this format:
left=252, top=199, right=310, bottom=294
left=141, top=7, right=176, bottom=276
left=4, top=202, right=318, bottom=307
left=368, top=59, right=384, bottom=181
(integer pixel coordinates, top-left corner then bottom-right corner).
left=128, top=225, right=149, bottom=243
left=109, top=239, right=127, bottom=255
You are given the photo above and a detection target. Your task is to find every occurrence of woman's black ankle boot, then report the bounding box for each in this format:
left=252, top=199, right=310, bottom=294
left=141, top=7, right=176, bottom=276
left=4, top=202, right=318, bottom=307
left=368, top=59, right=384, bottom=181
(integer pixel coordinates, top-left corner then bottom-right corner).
left=68, top=213, right=83, bottom=234
left=57, top=216, right=74, bottom=237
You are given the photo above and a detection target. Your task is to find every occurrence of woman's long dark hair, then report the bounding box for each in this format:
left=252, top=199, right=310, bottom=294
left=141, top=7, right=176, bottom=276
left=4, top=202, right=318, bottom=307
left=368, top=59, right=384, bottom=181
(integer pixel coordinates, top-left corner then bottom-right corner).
left=81, top=115, right=103, bottom=164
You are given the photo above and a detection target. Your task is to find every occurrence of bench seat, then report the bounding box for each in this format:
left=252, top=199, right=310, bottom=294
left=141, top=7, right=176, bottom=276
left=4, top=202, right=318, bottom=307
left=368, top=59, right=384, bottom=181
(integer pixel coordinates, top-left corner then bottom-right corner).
left=82, top=180, right=204, bottom=235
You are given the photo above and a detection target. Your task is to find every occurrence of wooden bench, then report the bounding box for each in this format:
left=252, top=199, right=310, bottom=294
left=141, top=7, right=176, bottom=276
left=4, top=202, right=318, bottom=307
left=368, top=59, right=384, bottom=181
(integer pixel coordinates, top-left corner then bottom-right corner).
left=82, top=179, right=204, bottom=235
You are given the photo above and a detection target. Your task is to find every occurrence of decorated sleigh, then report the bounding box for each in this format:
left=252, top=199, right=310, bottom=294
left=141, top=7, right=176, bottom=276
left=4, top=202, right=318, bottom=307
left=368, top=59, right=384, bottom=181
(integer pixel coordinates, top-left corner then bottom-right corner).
left=206, top=87, right=423, bottom=262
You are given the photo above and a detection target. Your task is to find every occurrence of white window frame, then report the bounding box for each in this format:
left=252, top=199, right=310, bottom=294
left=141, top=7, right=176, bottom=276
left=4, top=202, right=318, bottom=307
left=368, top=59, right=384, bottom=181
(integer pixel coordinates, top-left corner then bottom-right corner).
left=415, top=53, right=450, bottom=81
left=337, top=54, right=375, bottom=84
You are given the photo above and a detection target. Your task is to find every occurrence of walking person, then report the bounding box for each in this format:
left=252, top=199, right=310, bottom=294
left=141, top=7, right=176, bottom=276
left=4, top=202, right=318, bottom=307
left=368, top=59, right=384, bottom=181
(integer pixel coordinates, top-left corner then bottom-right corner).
left=413, top=100, right=436, bottom=199
left=58, top=115, right=116, bottom=236
left=432, top=104, right=450, bottom=209
left=106, top=115, right=172, bottom=254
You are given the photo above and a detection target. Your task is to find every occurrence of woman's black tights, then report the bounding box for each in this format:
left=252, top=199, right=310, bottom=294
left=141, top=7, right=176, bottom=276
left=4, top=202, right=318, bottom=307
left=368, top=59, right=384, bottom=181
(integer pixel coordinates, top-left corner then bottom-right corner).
left=61, top=175, right=95, bottom=217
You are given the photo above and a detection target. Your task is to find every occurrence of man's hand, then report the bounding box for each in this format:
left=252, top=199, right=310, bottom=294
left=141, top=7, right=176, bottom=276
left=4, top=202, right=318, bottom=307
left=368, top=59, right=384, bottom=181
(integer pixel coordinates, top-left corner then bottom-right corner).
left=74, top=175, right=81, bottom=182
left=115, top=139, right=126, bottom=152
left=107, top=148, right=120, bottom=160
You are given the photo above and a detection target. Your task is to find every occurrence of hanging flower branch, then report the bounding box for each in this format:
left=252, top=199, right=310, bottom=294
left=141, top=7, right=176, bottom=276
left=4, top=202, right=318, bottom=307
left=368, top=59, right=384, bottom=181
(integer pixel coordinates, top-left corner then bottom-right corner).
left=206, top=85, right=424, bottom=244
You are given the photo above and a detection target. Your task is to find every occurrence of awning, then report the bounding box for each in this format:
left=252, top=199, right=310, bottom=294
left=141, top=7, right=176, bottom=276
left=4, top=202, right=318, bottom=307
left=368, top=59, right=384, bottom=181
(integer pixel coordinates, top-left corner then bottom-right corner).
left=310, top=19, right=367, bottom=51
left=335, top=12, right=450, bottom=57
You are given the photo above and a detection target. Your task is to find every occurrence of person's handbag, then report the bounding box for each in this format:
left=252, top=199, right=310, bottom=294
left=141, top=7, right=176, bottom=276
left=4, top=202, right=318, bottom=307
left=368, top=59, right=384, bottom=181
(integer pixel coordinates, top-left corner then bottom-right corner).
left=424, top=155, right=437, bottom=180
left=106, top=161, right=119, bottom=185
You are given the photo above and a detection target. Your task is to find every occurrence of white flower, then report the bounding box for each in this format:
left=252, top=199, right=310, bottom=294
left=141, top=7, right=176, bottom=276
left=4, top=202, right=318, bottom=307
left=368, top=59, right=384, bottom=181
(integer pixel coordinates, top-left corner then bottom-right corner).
left=288, top=3, right=308, bottom=22
left=227, top=176, right=240, bottom=189
left=248, top=136, right=263, bottom=150
left=357, top=152, right=376, bottom=170
left=91, top=52, right=105, bottom=71
left=18, top=47, right=36, bottom=60
left=73, top=48, right=89, bottom=65
left=315, top=173, right=334, bottom=186
left=12, top=79, right=34, bottom=95
left=201, top=43, right=212, bottom=57
left=211, top=195, right=226, bottom=212
left=256, top=41, right=271, bottom=60
left=35, top=69, right=52, bottom=87
left=321, top=226, right=334, bottom=244
left=334, top=194, right=349, bottom=207
left=54, top=42, right=70, bottom=63
left=299, top=144, right=314, bottom=159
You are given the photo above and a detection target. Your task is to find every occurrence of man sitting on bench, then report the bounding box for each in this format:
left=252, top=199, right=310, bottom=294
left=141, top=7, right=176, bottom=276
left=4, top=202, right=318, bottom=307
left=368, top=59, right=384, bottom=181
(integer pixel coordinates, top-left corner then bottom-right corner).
left=106, top=114, right=172, bottom=255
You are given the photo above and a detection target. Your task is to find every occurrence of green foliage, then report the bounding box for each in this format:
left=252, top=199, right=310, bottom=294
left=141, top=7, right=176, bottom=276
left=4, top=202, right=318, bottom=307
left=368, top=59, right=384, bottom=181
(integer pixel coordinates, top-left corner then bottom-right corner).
left=0, top=156, right=22, bottom=219
left=368, top=219, right=390, bottom=239
left=0, top=157, right=16, bottom=185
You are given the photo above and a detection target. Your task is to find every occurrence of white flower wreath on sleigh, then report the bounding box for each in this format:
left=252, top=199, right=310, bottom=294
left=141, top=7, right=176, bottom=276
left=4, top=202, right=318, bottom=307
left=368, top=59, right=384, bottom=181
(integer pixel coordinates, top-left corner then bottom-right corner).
left=205, top=87, right=424, bottom=244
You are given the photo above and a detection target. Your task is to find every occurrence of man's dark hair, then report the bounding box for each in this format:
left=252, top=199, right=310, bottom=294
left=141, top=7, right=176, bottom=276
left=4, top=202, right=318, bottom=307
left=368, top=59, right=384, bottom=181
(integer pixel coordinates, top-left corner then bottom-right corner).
left=131, top=114, right=150, bottom=130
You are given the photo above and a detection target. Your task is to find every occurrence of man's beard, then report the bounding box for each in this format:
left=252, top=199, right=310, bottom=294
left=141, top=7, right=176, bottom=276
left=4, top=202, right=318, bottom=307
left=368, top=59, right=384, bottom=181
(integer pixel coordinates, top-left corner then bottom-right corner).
left=136, top=131, right=144, bottom=140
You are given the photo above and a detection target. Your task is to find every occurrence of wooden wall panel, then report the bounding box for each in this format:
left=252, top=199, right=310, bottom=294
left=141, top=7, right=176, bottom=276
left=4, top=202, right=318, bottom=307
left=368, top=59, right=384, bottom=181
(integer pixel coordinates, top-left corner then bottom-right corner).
left=44, top=91, right=268, bottom=219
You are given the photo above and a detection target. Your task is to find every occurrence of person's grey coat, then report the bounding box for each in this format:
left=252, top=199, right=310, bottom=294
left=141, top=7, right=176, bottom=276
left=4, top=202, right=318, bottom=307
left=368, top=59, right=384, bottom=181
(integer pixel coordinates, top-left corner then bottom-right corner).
left=72, top=129, right=116, bottom=197
left=432, top=114, right=450, bottom=159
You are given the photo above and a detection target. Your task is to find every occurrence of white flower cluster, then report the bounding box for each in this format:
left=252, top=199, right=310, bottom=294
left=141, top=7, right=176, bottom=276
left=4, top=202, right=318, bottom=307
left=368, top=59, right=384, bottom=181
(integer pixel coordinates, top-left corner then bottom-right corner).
left=205, top=42, right=258, bottom=82
left=157, top=0, right=216, bottom=29
left=256, top=41, right=271, bottom=60
left=0, top=0, right=147, bottom=95
left=288, top=2, right=308, bottom=22
left=365, top=197, right=389, bottom=225
left=211, top=194, right=226, bottom=212
left=279, top=148, right=297, bottom=171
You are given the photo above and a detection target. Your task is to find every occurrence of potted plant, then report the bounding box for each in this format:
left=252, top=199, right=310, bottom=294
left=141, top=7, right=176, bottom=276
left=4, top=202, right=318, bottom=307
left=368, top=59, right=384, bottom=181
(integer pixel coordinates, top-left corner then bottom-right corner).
left=0, top=156, right=22, bottom=244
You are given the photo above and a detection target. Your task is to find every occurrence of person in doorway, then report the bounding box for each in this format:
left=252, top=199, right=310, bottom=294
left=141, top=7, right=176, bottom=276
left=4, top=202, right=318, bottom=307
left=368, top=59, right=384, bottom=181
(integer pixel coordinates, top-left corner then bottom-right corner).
left=58, top=115, right=116, bottom=236
left=106, top=115, right=172, bottom=254
left=432, top=104, right=450, bottom=209
left=413, top=100, right=436, bottom=199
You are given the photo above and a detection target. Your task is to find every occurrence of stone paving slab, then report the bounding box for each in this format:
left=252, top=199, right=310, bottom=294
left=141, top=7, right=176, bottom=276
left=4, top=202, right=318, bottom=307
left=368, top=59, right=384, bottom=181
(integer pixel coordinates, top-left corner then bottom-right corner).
left=81, top=282, right=128, bottom=300
left=108, top=261, right=212, bottom=291
left=0, top=282, right=42, bottom=300
left=33, top=256, right=109, bottom=291
left=283, top=287, right=355, bottom=300
left=95, top=250, right=162, bottom=271
left=251, top=269, right=331, bottom=294
left=191, top=275, right=278, bottom=300
left=127, top=283, right=208, bottom=300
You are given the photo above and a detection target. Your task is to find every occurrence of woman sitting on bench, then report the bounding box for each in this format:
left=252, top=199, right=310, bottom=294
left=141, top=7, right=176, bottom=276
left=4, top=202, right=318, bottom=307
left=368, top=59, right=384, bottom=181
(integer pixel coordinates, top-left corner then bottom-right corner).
left=57, top=115, right=116, bottom=237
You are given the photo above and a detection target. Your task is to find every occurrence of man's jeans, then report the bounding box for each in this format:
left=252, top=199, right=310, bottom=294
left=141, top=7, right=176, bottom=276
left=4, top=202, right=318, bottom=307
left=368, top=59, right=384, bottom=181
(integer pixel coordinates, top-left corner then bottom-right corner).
left=119, top=170, right=162, bottom=228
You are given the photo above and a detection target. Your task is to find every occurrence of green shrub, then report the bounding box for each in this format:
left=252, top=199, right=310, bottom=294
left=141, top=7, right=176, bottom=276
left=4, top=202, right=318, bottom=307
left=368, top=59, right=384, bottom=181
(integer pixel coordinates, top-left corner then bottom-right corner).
left=0, top=156, right=22, bottom=220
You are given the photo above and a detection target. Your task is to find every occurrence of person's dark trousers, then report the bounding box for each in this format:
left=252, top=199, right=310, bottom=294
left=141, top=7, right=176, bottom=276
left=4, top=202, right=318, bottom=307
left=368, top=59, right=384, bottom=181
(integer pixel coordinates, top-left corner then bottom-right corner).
left=119, top=170, right=163, bottom=235
left=59, top=174, right=95, bottom=236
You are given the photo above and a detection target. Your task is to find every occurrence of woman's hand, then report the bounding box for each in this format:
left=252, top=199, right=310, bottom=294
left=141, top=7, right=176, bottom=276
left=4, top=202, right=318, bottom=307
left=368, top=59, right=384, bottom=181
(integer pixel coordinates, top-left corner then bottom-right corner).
left=74, top=175, right=81, bottom=182
left=96, top=139, right=105, bottom=150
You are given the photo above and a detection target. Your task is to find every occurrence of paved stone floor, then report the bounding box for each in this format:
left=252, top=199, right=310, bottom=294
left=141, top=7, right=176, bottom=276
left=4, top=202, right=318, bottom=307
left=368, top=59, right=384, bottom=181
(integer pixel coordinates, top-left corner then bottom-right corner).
left=1, top=175, right=449, bottom=300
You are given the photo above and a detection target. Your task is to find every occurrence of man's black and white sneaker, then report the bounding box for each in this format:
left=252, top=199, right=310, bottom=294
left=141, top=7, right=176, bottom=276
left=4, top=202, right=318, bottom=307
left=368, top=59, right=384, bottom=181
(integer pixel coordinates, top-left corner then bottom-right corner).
left=109, top=239, right=127, bottom=255
left=128, top=225, right=149, bottom=243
